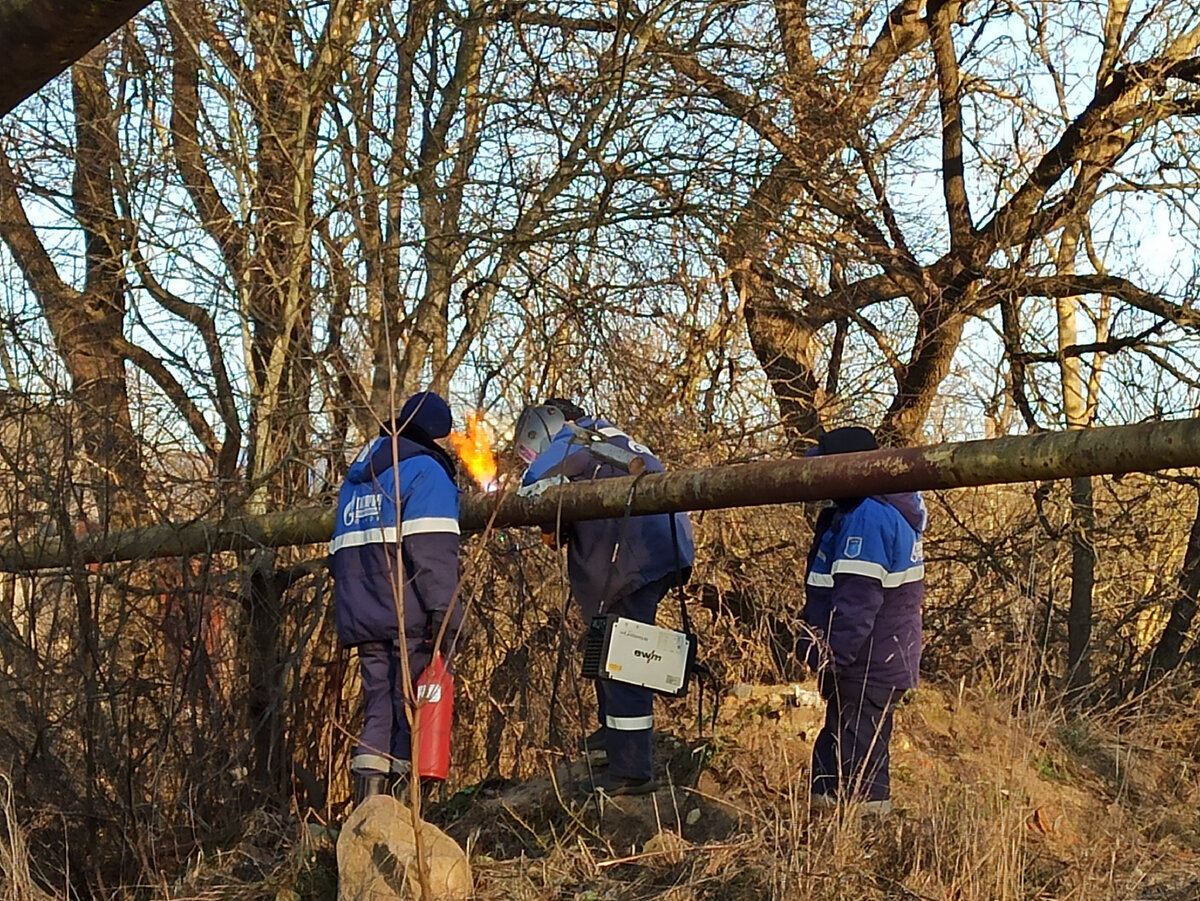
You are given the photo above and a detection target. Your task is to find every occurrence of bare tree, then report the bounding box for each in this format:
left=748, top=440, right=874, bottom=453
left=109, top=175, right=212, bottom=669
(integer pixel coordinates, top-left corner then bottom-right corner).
left=0, top=47, right=147, bottom=530
left=5, top=0, right=1200, bottom=891
left=604, top=0, right=1200, bottom=449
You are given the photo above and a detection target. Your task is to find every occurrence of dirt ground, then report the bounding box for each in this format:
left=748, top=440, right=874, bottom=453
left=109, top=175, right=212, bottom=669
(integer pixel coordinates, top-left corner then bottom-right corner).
left=391, top=679, right=1200, bottom=900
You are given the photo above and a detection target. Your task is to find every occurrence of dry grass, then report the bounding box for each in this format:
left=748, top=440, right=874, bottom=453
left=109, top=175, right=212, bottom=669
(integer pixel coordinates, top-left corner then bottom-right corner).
left=442, top=676, right=1200, bottom=901
left=3, top=477, right=1200, bottom=899
left=5, top=673, right=1197, bottom=901
left=0, top=775, right=54, bottom=901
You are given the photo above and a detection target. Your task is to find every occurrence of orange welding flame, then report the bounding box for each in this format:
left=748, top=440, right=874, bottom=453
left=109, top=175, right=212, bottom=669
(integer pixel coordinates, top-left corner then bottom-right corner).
left=449, top=411, right=499, bottom=492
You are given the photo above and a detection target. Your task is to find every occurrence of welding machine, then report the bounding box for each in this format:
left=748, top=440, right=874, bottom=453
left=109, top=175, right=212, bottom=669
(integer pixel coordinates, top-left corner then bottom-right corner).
left=581, top=615, right=696, bottom=697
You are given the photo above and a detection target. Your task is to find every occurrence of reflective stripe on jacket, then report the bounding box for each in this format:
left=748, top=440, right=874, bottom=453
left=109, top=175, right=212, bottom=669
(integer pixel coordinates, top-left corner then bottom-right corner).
left=522, top=417, right=694, bottom=618
left=331, top=435, right=461, bottom=646
left=800, top=493, right=926, bottom=689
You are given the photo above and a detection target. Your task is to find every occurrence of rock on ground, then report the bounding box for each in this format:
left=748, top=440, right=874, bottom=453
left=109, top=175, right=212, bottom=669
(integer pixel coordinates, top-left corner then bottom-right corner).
left=337, top=795, right=472, bottom=901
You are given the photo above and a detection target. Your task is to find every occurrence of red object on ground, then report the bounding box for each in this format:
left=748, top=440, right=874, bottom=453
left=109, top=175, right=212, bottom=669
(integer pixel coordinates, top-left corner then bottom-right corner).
left=416, top=652, right=454, bottom=780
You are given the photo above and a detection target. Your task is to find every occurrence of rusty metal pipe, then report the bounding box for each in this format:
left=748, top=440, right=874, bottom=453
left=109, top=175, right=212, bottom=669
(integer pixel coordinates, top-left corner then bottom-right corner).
left=2, top=417, right=1198, bottom=571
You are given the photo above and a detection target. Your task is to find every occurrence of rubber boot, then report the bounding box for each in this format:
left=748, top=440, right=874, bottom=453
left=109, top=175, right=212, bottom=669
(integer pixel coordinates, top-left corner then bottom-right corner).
left=388, top=760, right=412, bottom=800
left=353, top=772, right=390, bottom=805
left=579, top=727, right=608, bottom=766
left=387, top=772, right=409, bottom=800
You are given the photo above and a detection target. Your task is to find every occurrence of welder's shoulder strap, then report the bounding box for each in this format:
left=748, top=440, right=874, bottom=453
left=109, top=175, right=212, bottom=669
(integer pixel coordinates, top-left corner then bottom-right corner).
left=669, top=512, right=695, bottom=638
left=551, top=446, right=603, bottom=480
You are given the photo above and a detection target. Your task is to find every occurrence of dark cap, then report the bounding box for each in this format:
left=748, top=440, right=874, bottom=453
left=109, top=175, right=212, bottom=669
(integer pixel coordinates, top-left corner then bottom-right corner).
left=541, top=397, right=586, bottom=422
left=812, top=426, right=879, bottom=456
left=382, top=391, right=453, bottom=439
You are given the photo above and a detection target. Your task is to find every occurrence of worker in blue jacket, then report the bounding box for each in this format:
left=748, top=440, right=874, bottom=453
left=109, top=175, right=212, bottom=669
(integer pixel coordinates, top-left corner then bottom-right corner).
left=516, top=399, right=694, bottom=796
left=331, top=391, right=463, bottom=803
left=799, top=426, right=926, bottom=814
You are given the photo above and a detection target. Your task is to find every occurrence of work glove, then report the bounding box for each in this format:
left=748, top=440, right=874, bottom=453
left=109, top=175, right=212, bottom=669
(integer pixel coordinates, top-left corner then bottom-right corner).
left=796, top=623, right=826, bottom=675
left=430, top=615, right=463, bottom=660
left=817, top=668, right=837, bottom=701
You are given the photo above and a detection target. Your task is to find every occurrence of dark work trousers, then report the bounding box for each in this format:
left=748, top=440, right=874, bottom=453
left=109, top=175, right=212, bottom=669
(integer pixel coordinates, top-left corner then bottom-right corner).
left=592, top=576, right=672, bottom=782
left=352, top=637, right=432, bottom=776
left=810, top=677, right=899, bottom=802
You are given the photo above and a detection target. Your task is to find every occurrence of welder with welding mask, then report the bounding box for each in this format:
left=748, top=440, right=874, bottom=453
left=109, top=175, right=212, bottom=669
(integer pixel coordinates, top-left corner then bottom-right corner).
left=799, top=426, right=926, bottom=815
left=330, top=391, right=464, bottom=804
left=515, top=399, right=695, bottom=797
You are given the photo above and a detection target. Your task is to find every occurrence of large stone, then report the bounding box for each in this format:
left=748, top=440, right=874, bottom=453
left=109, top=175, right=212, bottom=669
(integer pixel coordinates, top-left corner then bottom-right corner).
left=337, top=795, right=472, bottom=901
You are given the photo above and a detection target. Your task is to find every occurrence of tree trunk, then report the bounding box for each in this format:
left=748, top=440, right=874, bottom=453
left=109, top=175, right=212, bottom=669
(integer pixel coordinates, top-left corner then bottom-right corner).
left=1057, top=226, right=1096, bottom=697
left=239, top=2, right=319, bottom=804
left=0, top=48, right=147, bottom=531
left=882, top=297, right=968, bottom=445
left=1148, top=487, right=1200, bottom=678
left=244, top=552, right=285, bottom=799
left=1066, top=475, right=1095, bottom=694
left=720, top=162, right=821, bottom=448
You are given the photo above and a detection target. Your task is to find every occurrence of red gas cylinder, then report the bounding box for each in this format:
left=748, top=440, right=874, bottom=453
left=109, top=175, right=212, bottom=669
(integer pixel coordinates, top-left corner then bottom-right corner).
left=415, top=652, right=454, bottom=781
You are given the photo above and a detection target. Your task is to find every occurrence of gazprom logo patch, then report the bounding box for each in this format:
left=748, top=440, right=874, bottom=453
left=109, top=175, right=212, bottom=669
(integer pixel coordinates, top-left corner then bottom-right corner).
left=844, top=536, right=863, bottom=558
left=343, top=493, right=382, bottom=526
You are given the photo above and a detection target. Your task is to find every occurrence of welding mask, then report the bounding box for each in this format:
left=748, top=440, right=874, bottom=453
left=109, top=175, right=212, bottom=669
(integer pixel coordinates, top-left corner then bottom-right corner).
left=514, top=404, right=569, bottom=464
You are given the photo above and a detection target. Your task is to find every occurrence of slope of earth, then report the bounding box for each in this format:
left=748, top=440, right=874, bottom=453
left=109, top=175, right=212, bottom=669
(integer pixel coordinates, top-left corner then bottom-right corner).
left=143, top=680, right=1200, bottom=901
left=430, top=680, right=1200, bottom=901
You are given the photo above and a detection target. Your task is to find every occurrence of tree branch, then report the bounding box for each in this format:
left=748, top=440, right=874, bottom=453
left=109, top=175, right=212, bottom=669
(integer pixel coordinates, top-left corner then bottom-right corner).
left=1016, top=322, right=1167, bottom=362
left=652, top=24, right=923, bottom=286
left=855, top=0, right=931, bottom=101
left=497, top=5, right=618, bottom=33
left=71, top=49, right=126, bottom=301
left=774, top=0, right=814, bottom=78
left=0, top=149, right=75, bottom=308
left=1015, top=272, right=1200, bottom=329
left=130, top=242, right=243, bottom=477
left=928, top=0, right=973, bottom=249
left=1097, top=0, right=1131, bottom=89
left=166, top=6, right=247, bottom=286
left=110, top=335, right=221, bottom=458
left=978, top=54, right=1200, bottom=259
left=1000, top=294, right=1043, bottom=431
left=855, top=142, right=918, bottom=267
